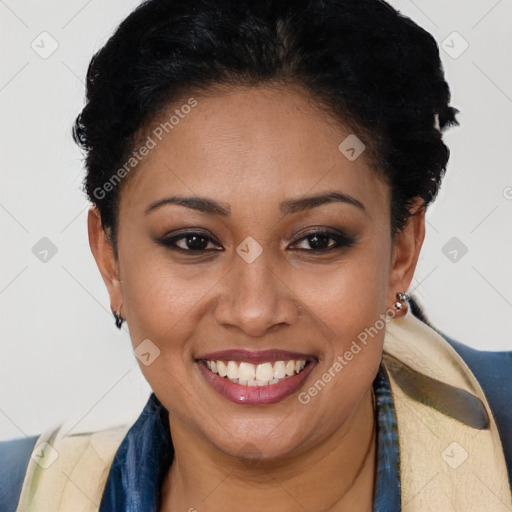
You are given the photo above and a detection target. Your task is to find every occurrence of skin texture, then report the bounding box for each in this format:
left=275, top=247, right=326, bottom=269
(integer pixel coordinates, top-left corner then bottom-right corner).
left=88, top=85, right=425, bottom=511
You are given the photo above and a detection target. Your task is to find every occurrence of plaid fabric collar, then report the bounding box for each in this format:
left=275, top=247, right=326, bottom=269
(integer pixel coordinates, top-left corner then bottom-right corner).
left=99, top=363, right=400, bottom=511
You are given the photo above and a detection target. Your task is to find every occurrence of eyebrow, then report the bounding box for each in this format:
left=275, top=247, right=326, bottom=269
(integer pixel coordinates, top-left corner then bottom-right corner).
left=144, top=191, right=365, bottom=217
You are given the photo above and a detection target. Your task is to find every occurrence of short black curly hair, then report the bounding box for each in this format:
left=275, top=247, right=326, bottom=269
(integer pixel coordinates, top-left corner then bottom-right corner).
left=72, top=0, right=459, bottom=257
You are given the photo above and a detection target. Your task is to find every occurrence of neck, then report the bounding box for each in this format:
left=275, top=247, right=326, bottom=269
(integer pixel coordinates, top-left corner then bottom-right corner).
left=160, top=387, right=377, bottom=512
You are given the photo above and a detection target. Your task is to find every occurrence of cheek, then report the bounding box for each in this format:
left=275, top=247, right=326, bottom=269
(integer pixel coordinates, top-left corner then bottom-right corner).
left=293, top=258, right=388, bottom=433
left=290, top=239, right=390, bottom=337
left=119, top=257, right=216, bottom=395
left=118, top=244, right=222, bottom=351
left=288, top=239, right=390, bottom=400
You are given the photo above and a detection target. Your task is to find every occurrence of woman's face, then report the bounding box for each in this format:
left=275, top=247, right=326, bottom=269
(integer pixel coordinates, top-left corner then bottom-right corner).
left=90, top=85, right=423, bottom=460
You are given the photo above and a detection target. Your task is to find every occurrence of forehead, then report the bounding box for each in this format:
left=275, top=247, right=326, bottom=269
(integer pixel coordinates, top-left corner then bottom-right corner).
left=119, top=85, right=389, bottom=220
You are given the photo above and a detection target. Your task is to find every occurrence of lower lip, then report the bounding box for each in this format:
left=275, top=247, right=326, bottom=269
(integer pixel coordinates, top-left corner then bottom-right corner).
left=198, top=361, right=316, bottom=406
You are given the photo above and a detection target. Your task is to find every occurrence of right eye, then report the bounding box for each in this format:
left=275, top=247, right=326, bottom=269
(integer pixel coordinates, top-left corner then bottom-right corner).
left=156, top=231, right=223, bottom=253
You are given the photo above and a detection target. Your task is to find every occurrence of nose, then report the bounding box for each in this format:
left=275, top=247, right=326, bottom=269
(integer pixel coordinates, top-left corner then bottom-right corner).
left=213, top=249, right=301, bottom=338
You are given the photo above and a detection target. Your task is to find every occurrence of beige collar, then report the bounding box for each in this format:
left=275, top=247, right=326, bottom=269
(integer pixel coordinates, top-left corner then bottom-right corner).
left=383, top=309, right=512, bottom=511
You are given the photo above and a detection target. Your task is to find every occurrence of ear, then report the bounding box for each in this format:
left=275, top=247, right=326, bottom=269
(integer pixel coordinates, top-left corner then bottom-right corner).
left=387, top=197, right=426, bottom=309
left=87, top=206, right=124, bottom=316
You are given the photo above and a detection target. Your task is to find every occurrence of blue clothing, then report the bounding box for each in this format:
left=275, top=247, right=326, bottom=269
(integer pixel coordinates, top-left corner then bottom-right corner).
left=0, top=435, right=38, bottom=512
left=1, top=331, right=511, bottom=512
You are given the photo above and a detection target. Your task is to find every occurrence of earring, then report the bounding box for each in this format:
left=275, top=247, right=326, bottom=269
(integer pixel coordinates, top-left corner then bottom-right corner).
left=393, top=292, right=409, bottom=315
left=112, top=305, right=124, bottom=329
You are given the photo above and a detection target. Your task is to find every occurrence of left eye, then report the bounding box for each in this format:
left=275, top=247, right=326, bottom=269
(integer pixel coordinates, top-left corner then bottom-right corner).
left=291, top=231, right=356, bottom=251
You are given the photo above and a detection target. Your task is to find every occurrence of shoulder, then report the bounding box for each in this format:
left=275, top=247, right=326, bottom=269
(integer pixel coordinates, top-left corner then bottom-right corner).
left=430, top=325, right=512, bottom=407
left=409, top=296, right=512, bottom=393
left=440, top=332, right=512, bottom=424
left=437, top=330, right=512, bottom=484
left=444, top=334, right=512, bottom=386
left=408, top=296, right=512, bottom=483
left=0, top=435, right=39, bottom=512
left=0, top=422, right=130, bottom=512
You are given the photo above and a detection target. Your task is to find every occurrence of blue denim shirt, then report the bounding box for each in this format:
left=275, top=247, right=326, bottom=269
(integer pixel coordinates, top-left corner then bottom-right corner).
left=1, top=334, right=511, bottom=512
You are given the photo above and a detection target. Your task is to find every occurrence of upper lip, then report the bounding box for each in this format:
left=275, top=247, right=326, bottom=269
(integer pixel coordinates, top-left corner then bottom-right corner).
left=196, top=349, right=317, bottom=365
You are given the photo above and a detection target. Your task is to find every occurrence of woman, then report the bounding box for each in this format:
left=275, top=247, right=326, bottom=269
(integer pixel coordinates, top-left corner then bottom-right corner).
left=1, top=0, right=511, bottom=510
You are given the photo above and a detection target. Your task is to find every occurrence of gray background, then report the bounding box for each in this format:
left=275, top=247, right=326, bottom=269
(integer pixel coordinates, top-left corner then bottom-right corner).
left=1, top=0, right=511, bottom=440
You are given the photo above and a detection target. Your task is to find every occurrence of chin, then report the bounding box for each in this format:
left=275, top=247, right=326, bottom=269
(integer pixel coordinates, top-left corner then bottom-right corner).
left=199, top=411, right=323, bottom=464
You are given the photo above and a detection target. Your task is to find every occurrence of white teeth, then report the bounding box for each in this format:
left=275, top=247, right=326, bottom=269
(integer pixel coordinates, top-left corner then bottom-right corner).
left=273, top=361, right=286, bottom=379
left=217, top=360, right=228, bottom=377
left=205, top=359, right=308, bottom=386
left=256, top=362, right=274, bottom=381
left=227, top=361, right=238, bottom=379
left=238, top=362, right=256, bottom=381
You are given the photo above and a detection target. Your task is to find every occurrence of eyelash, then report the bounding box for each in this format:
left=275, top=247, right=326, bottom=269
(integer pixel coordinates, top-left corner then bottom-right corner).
left=156, top=229, right=357, bottom=254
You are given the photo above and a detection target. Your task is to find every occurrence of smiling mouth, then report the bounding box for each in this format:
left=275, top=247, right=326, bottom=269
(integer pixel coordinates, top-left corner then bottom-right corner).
left=202, top=359, right=312, bottom=386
